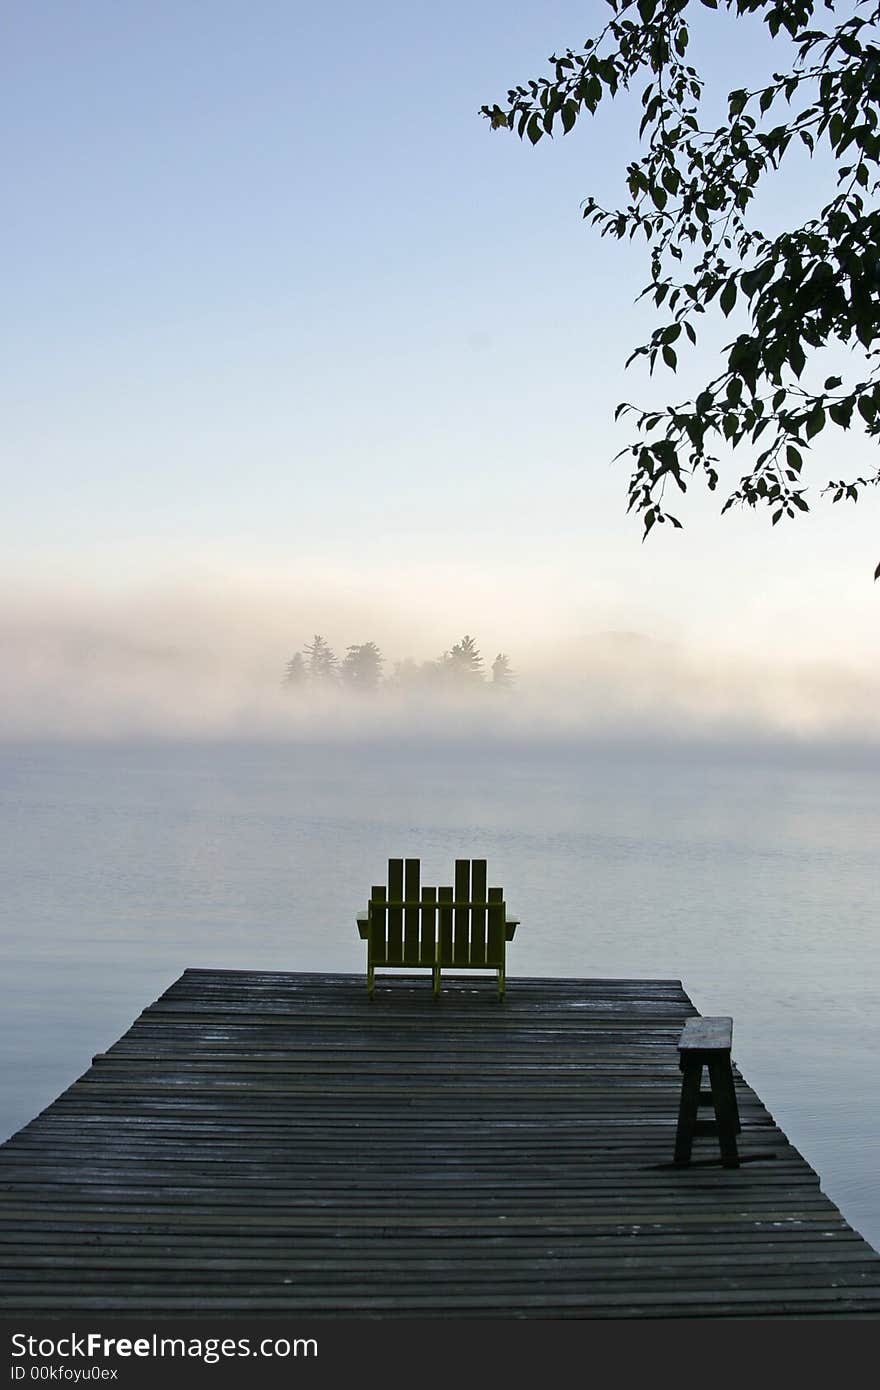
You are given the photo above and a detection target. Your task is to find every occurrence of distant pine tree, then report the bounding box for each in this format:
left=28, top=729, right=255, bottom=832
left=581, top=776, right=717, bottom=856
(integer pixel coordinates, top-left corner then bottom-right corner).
left=304, top=634, right=338, bottom=684
left=491, top=652, right=515, bottom=690
left=444, top=634, right=484, bottom=683
left=341, top=641, right=384, bottom=692
left=282, top=651, right=307, bottom=689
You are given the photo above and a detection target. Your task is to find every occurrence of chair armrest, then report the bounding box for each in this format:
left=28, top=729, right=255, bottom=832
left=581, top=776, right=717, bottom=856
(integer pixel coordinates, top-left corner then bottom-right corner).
left=505, top=916, right=519, bottom=941
left=357, top=912, right=370, bottom=940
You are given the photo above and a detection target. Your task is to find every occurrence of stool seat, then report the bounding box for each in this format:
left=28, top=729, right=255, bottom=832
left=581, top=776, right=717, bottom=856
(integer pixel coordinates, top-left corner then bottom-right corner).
left=674, top=1015, right=741, bottom=1168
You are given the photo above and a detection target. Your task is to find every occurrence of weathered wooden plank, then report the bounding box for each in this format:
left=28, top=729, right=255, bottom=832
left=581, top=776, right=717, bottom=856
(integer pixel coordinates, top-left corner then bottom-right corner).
left=679, top=1016, right=733, bottom=1052
left=1, top=970, right=878, bottom=1318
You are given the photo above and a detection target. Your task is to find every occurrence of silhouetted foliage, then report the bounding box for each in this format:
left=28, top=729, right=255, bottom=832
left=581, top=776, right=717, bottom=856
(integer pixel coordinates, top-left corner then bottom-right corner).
left=304, top=634, right=339, bottom=684
left=483, top=0, right=880, bottom=576
left=282, top=634, right=517, bottom=696
left=282, top=651, right=307, bottom=688
left=443, top=634, right=485, bottom=682
left=341, top=641, right=384, bottom=691
left=491, top=652, right=516, bottom=688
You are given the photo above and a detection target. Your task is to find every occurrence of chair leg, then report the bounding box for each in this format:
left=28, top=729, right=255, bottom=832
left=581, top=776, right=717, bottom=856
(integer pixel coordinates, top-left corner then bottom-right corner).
left=497, top=966, right=505, bottom=1000
left=367, top=963, right=374, bottom=998
left=433, top=966, right=441, bottom=998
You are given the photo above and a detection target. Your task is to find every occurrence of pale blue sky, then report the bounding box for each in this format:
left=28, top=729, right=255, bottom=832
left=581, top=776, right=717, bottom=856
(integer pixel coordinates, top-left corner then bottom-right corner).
left=3, top=1, right=878, bottom=671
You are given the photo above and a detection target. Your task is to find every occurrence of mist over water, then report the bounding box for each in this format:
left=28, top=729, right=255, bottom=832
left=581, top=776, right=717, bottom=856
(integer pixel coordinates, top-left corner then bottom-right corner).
left=2, top=583, right=879, bottom=746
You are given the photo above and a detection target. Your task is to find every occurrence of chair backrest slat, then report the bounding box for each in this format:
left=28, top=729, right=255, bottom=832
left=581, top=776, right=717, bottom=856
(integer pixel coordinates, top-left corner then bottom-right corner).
left=470, top=859, right=488, bottom=965
left=453, top=859, right=470, bottom=965
left=438, top=885, right=454, bottom=966
left=369, top=885, right=387, bottom=963
left=420, top=886, right=437, bottom=965
left=387, top=858, right=404, bottom=960
left=403, top=858, right=421, bottom=964
left=487, top=886, right=505, bottom=965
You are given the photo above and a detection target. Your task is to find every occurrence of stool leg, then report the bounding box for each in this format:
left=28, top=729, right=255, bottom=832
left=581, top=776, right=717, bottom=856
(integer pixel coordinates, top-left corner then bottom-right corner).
left=708, top=1057, right=740, bottom=1168
left=725, top=1064, right=742, bottom=1134
left=674, top=1059, right=702, bottom=1165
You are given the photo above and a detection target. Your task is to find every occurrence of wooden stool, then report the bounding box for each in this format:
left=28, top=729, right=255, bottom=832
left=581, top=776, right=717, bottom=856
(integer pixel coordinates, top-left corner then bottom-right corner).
left=674, top=1016, right=741, bottom=1168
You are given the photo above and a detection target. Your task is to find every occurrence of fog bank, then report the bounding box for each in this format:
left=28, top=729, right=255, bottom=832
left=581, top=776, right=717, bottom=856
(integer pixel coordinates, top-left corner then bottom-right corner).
left=1, top=587, right=877, bottom=747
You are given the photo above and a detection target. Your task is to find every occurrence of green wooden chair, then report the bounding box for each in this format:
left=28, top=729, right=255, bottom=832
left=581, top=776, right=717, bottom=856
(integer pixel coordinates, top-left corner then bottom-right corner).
left=357, top=858, right=519, bottom=999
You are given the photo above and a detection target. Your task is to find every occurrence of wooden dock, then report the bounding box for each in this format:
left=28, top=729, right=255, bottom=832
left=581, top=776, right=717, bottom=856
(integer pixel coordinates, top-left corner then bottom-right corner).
left=2, top=969, right=879, bottom=1318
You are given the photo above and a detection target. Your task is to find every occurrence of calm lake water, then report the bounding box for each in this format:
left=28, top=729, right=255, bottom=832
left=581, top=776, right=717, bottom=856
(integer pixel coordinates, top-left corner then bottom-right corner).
left=1, top=737, right=878, bottom=1251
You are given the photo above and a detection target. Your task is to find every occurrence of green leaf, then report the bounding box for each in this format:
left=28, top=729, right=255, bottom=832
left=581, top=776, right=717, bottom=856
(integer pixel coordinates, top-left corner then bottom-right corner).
left=662, top=345, right=677, bottom=371
left=788, top=341, right=806, bottom=377
left=719, top=278, right=737, bottom=316
left=805, top=405, right=825, bottom=439
left=829, top=113, right=844, bottom=149
left=839, top=34, right=863, bottom=58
